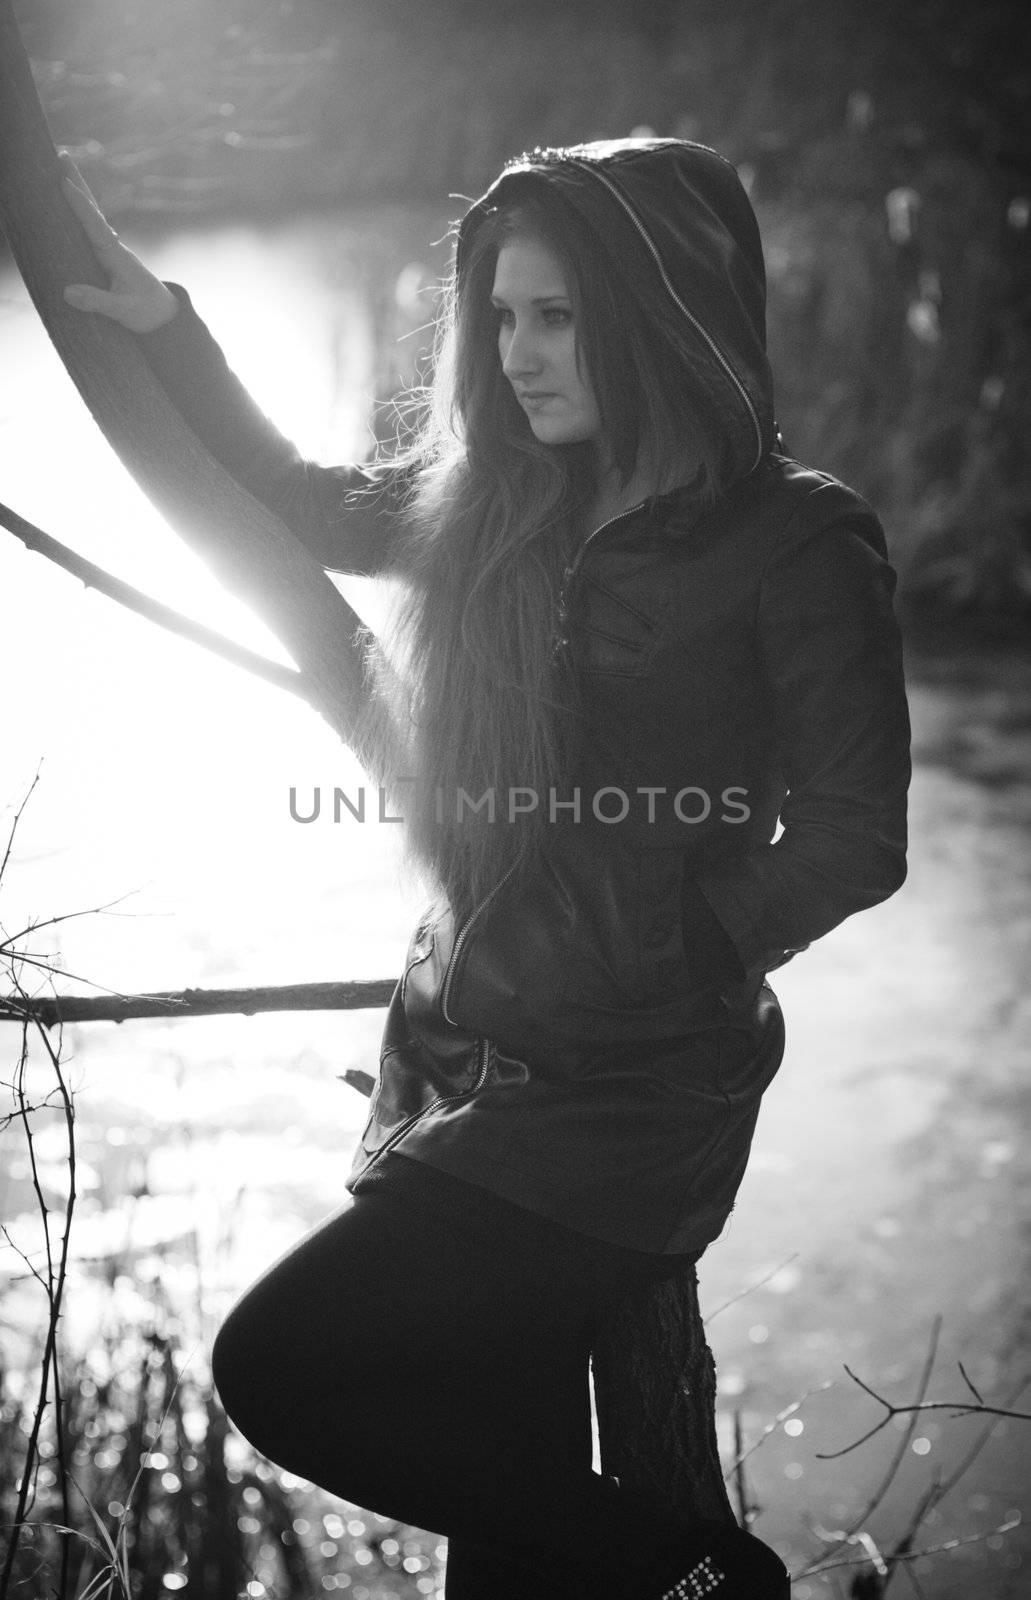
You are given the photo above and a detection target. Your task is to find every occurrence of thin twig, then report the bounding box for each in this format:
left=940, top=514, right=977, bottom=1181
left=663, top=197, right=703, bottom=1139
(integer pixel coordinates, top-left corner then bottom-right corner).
left=927, top=1377, right=1030, bottom=1505
left=817, top=1373, right=1031, bottom=1459
left=884, top=1478, right=942, bottom=1595
left=800, top=1318, right=943, bottom=1576
left=0, top=950, right=156, bottom=1007
left=0, top=498, right=305, bottom=700
left=0, top=1022, right=50, bottom=1599
left=881, top=1376, right=1031, bottom=1595
left=0, top=1223, right=50, bottom=1291
left=27, top=994, right=76, bottom=1598
left=0, top=766, right=43, bottom=886
left=814, top=1315, right=941, bottom=1478
left=900, top=1562, right=928, bottom=1599
left=802, top=1513, right=1022, bottom=1578
left=723, top=1383, right=833, bottom=1479
left=732, top=1411, right=750, bottom=1527
left=0, top=892, right=142, bottom=955
left=704, top=1252, right=800, bottom=1325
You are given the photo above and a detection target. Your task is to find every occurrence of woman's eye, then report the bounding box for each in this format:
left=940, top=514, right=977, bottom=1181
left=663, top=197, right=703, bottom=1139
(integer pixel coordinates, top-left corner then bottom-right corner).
left=494, top=307, right=515, bottom=327
left=543, top=307, right=572, bottom=325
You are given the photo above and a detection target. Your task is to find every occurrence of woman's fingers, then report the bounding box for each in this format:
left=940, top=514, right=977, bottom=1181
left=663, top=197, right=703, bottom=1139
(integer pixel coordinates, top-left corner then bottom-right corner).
left=63, top=283, right=128, bottom=316
left=60, top=171, right=121, bottom=255
left=57, top=149, right=180, bottom=330
left=62, top=272, right=180, bottom=331
left=57, top=149, right=105, bottom=214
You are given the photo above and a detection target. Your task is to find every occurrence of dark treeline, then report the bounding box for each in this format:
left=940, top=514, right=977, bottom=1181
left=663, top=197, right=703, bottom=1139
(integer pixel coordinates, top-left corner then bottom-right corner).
left=12, top=0, right=1031, bottom=630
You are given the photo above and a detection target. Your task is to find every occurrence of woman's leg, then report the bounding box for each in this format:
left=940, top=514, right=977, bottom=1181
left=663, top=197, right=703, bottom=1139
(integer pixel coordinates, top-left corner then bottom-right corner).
left=442, top=1537, right=569, bottom=1600
left=211, top=1174, right=694, bottom=1600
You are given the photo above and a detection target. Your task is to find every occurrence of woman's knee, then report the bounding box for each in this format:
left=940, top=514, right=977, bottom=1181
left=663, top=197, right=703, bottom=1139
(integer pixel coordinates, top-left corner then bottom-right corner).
left=210, top=1292, right=396, bottom=1504
left=210, top=1292, right=281, bottom=1443
left=213, top=1295, right=338, bottom=1469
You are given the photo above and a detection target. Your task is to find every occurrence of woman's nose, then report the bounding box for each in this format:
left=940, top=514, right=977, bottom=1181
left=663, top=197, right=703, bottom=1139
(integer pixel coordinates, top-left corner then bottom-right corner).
left=501, top=321, right=541, bottom=379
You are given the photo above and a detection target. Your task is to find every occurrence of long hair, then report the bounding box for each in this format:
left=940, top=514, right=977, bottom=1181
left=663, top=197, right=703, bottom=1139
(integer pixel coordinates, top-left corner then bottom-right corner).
left=359, top=187, right=724, bottom=917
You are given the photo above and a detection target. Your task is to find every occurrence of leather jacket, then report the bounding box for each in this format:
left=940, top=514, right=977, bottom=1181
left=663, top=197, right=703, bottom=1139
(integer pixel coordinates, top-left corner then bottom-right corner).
left=138, top=139, right=911, bottom=1253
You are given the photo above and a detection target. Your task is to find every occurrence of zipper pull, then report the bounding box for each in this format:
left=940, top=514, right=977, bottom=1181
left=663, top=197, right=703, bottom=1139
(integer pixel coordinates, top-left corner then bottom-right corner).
left=553, top=565, right=574, bottom=655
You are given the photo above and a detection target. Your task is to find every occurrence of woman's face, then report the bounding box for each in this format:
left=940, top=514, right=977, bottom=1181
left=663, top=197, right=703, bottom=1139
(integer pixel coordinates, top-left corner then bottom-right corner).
left=490, top=235, right=603, bottom=447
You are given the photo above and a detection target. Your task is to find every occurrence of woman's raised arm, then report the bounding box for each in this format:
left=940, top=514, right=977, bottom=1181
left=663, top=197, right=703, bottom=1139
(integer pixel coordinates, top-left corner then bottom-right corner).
left=59, top=153, right=408, bottom=578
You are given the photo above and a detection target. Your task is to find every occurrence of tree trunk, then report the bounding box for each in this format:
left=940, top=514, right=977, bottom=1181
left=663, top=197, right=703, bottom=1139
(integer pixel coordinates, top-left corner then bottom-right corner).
left=0, top=0, right=734, bottom=1529
left=0, top=0, right=372, bottom=747
left=593, top=1267, right=735, bottom=1525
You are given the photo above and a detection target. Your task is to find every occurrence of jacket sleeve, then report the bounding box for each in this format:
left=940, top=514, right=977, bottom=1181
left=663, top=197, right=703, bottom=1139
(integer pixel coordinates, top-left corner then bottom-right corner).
left=685, top=482, right=911, bottom=975
left=133, top=283, right=409, bottom=576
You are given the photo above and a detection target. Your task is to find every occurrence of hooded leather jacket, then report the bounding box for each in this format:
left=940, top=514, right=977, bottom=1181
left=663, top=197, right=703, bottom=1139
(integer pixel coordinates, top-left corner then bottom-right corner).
left=138, top=139, right=911, bottom=1254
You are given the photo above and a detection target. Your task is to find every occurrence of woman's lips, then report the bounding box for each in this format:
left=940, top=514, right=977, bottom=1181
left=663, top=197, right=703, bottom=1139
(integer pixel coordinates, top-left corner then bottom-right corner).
left=518, top=392, right=557, bottom=409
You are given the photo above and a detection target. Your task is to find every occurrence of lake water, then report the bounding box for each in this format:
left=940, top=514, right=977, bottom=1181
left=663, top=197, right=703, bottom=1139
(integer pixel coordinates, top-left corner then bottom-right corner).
left=1, top=213, right=1028, bottom=1597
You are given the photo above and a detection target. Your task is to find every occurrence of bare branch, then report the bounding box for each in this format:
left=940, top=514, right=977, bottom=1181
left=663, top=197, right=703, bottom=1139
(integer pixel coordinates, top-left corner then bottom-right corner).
left=877, top=1377, right=1031, bottom=1592
left=803, top=1513, right=1022, bottom=1579
left=0, top=979, right=397, bottom=1027
left=817, top=1372, right=1031, bottom=1461
left=731, top=1410, right=752, bottom=1528
left=0, top=499, right=305, bottom=701
left=885, top=1477, right=946, bottom=1594
left=0, top=947, right=158, bottom=1005
left=704, top=1252, right=800, bottom=1325
left=1, top=1017, right=56, bottom=1597
left=0, top=890, right=144, bottom=955
left=801, top=1319, right=943, bottom=1574
left=338, top=1068, right=376, bottom=1097
left=723, top=1383, right=833, bottom=1479
left=901, top=1561, right=929, bottom=1599
left=0, top=1223, right=50, bottom=1292
left=0, top=766, right=43, bottom=886
left=958, top=1360, right=984, bottom=1406
left=929, top=1377, right=1030, bottom=1505
left=814, top=1316, right=942, bottom=1478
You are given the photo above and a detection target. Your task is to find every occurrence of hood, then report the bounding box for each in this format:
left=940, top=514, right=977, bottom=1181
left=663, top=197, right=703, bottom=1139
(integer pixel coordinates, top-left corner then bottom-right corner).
left=456, top=137, right=776, bottom=483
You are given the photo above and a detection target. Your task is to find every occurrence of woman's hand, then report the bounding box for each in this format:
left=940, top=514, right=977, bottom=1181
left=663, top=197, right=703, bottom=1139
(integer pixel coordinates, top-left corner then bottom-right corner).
left=59, top=151, right=180, bottom=333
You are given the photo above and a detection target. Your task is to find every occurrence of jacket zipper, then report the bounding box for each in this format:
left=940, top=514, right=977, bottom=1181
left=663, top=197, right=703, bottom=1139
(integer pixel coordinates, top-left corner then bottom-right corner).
left=360, top=499, right=640, bottom=1175
left=568, top=160, right=765, bottom=472
left=440, top=863, right=517, bottom=1024
left=555, top=501, right=647, bottom=650
left=357, top=836, right=523, bottom=1181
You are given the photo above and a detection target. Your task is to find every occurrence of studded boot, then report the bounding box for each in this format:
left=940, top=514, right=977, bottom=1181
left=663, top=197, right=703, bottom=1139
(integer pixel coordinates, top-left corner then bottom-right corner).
left=654, top=1520, right=790, bottom=1599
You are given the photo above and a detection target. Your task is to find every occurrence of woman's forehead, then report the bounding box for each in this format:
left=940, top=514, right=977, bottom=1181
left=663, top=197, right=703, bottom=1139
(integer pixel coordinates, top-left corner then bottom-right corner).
left=491, top=235, right=570, bottom=302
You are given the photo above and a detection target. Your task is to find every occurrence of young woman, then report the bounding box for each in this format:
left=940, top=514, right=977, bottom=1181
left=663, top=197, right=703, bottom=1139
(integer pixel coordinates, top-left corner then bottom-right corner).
left=61, top=137, right=911, bottom=1599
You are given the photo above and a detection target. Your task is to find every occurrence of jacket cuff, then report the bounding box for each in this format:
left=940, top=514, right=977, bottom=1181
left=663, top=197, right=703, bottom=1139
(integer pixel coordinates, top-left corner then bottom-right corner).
left=134, top=282, right=203, bottom=365
left=681, top=877, right=746, bottom=987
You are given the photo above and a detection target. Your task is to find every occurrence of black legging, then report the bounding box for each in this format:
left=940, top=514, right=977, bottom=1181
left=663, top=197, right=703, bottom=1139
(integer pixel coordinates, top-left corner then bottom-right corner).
left=211, top=1152, right=703, bottom=1600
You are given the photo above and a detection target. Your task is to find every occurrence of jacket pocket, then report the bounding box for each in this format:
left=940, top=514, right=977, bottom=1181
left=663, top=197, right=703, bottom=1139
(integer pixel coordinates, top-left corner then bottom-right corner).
left=444, top=837, right=720, bottom=1053
left=573, top=555, right=671, bottom=679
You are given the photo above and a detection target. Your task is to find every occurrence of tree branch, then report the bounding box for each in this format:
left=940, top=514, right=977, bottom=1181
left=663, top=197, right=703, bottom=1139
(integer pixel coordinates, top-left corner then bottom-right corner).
left=803, top=1513, right=1023, bottom=1581
left=0, top=0, right=385, bottom=750
left=724, top=1383, right=833, bottom=1481
left=0, top=980, right=397, bottom=1027
left=703, top=1251, right=800, bottom=1325
left=799, top=1318, right=944, bottom=1577
left=816, top=1358, right=1031, bottom=1461
left=0, top=499, right=305, bottom=700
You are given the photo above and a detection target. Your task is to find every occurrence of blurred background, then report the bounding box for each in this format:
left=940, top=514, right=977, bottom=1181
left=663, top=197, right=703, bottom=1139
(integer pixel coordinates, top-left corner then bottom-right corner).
left=1, top=1, right=1029, bottom=1597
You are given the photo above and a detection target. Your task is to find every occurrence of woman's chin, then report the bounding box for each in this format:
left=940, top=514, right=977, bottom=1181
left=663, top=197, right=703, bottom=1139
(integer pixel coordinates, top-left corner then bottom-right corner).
left=528, top=417, right=596, bottom=447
